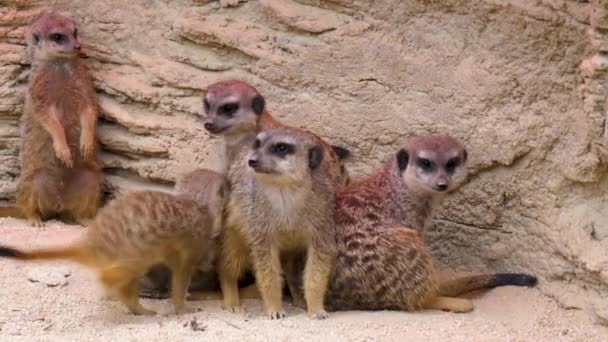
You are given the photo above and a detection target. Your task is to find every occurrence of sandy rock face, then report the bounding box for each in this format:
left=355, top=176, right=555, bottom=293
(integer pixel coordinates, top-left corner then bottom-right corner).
left=1, top=0, right=607, bottom=319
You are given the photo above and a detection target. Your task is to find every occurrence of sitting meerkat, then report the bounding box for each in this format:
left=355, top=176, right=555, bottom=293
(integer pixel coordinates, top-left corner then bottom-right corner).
left=0, top=182, right=226, bottom=316
left=228, top=127, right=337, bottom=319
left=287, top=134, right=537, bottom=312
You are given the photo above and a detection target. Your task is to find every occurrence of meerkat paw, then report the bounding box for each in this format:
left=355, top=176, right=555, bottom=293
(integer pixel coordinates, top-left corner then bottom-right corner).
left=223, top=305, right=249, bottom=316
left=28, top=217, right=44, bottom=227
left=268, top=310, right=287, bottom=320
left=308, top=309, right=329, bottom=320
left=54, top=145, right=73, bottom=168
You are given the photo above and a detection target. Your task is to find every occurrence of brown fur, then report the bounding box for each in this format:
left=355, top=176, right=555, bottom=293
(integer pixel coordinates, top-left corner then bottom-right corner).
left=288, top=135, right=536, bottom=313
left=0, top=190, right=223, bottom=315
left=138, top=169, right=228, bottom=299
left=190, top=80, right=351, bottom=312
left=15, top=12, right=101, bottom=226
left=223, top=128, right=337, bottom=319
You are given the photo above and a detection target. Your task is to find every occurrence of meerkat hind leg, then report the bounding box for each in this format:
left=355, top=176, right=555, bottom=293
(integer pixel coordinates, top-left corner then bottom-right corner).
left=423, top=296, right=474, bottom=313
left=101, top=266, right=156, bottom=316
left=167, top=253, right=197, bottom=314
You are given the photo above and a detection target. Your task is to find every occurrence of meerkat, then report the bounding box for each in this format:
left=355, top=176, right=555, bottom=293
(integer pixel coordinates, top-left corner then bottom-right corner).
left=138, top=169, right=229, bottom=299
left=201, top=79, right=351, bottom=185
left=12, top=12, right=102, bottom=226
left=183, top=80, right=350, bottom=312
left=287, top=135, right=537, bottom=312
left=0, top=188, right=225, bottom=316
left=227, top=128, right=336, bottom=319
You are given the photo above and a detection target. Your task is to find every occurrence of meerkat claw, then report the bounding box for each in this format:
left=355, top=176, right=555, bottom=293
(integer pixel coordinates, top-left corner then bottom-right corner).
left=269, top=311, right=287, bottom=320
left=309, top=310, right=329, bottom=320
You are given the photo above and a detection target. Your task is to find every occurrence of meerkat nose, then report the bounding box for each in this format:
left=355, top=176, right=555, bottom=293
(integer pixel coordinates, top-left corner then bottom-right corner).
left=248, top=159, right=259, bottom=168
left=435, top=183, right=448, bottom=191
left=204, top=122, right=215, bottom=131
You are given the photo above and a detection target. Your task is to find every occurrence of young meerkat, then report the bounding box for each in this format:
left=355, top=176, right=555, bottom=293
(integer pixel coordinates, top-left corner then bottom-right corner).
left=11, top=12, right=102, bottom=226
left=180, top=80, right=351, bottom=311
left=0, top=187, right=225, bottom=316
left=289, top=135, right=537, bottom=312
left=232, top=128, right=337, bottom=319
left=138, top=169, right=229, bottom=299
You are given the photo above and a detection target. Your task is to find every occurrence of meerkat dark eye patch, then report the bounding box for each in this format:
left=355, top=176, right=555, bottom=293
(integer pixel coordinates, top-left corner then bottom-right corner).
left=49, top=33, right=65, bottom=43
left=270, top=142, right=294, bottom=157
left=308, top=145, right=324, bottom=170
left=445, top=157, right=460, bottom=173
left=416, top=158, right=434, bottom=172
left=396, top=149, right=409, bottom=171
left=251, top=95, right=265, bottom=116
left=219, top=102, right=239, bottom=116
left=331, top=145, right=351, bottom=161
left=203, top=98, right=210, bottom=113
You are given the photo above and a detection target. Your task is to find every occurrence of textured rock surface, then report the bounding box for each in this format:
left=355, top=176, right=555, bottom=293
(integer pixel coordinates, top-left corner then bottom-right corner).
left=1, top=0, right=607, bottom=320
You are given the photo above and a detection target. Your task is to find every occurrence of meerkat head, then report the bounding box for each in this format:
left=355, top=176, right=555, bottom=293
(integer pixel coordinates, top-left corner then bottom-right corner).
left=200, top=80, right=265, bottom=138
left=27, top=12, right=81, bottom=61
left=396, top=135, right=468, bottom=195
left=247, top=128, right=323, bottom=187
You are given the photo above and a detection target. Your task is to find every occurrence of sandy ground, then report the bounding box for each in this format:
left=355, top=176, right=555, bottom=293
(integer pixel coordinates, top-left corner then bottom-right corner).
left=0, top=218, right=606, bottom=342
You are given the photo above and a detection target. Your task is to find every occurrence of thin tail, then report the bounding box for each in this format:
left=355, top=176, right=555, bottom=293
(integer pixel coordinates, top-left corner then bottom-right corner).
left=439, top=273, right=537, bottom=297
left=0, top=243, right=94, bottom=266
left=0, top=206, right=25, bottom=219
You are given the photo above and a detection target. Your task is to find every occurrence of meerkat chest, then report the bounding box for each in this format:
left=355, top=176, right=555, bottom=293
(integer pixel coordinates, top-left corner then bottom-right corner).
left=260, top=186, right=308, bottom=223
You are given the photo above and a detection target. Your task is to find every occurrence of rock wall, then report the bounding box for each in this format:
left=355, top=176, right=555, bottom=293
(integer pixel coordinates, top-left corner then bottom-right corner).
left=1, top=0, right=607, bottom=321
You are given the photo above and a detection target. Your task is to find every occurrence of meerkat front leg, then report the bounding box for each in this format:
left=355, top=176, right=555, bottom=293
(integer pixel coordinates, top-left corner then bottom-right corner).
left=217, top=229, right=249, bottom=313
left=79, top=104, right=97, bottom=161
left=250, top=242, right=285, bottom=319
left=37, top=105, right=73, bottom=167
left=303, top=241, right=335, bottom=320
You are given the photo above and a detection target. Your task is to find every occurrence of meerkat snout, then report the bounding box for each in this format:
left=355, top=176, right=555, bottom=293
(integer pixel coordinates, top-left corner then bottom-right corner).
left=248, top=157, right=259, bottom=168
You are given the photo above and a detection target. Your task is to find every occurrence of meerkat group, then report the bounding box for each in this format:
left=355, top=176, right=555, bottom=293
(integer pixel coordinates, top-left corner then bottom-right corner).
left=0, top=11, right=539, bottom=319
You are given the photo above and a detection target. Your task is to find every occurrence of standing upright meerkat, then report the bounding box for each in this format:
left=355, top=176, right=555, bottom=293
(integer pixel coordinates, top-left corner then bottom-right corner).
left=0, top=179, right=226, bottom=316
left=227, top=128, right=337, bottom=319
left=289, top=135, right=537, bottom=312
left=12, top=12, right=102, bottom=226
left=177, top=80, right=350, bottom=311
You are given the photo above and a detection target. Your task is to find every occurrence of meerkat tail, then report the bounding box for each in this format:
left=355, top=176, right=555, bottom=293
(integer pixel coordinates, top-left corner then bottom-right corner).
left=438, top=273, right=537, bottom=297
left=0, top=244, right=94, bottom=266
left=0, top=206, right=25, bottom=219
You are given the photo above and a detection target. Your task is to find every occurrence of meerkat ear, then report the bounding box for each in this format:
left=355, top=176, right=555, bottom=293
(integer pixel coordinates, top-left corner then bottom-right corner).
left=251, top=95, right=265, bottom=116
left=462, top=149, right=468, bottom=162
left=331, top=145, right=351, bottom=161
left=308, top=145, right=324, bottom=170
left=32, top=33, right=40, bottom=45
left=396, top=149, right=409, bottom=171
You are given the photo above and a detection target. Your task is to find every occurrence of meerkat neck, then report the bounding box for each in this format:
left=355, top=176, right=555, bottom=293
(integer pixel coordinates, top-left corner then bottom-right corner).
left=223, top=132, right=256, bottom=167
left=384, top=159, right=437, bottom=231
